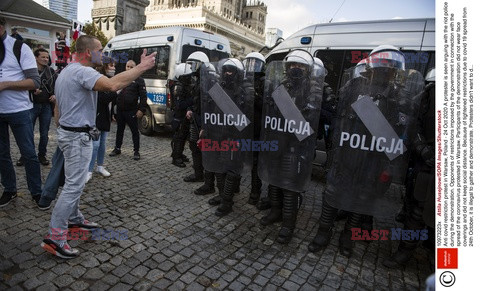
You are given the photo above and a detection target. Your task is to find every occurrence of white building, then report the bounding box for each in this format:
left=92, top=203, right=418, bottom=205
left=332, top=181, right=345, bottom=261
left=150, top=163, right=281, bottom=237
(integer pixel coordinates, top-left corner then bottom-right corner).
left=1, top=0, right=70, bottom=53
left=91, top=0, right=151, bottom=40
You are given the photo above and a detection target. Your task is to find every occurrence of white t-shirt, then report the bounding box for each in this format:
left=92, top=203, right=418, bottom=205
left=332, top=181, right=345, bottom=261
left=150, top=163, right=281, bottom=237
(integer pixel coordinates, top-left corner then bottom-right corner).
left=0, top=35, right=37, bottom=114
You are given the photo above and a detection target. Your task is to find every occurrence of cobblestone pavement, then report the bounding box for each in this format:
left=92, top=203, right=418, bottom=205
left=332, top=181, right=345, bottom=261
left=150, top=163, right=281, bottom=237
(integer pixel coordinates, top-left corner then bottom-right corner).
left=0, top=123, right=434, bottom=290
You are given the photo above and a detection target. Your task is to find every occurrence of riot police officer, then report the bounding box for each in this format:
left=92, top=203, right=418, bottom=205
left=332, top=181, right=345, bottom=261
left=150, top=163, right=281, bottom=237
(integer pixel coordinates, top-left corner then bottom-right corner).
left=244, top=52, right=266, bottom=206
left=258, top=50, right=324, bottom=244
left=308, top=45, right=424, bottom=257
left=171, top=63, right=193, bottom=168
left=184, top=52, right=210, bottom=183
left=383, top=68, right=435, bottom=268
left=200, top=58, right=254, bottom=216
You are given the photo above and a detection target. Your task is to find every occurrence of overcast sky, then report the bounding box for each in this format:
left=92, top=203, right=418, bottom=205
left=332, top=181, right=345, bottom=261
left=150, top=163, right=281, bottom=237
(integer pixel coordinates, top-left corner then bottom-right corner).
left=38, top=0, right=435, bottom=39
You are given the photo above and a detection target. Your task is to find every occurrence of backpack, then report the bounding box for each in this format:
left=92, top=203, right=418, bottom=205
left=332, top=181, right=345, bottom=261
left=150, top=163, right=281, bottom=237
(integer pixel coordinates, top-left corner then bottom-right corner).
left=0, top=39, right=22, bottom=66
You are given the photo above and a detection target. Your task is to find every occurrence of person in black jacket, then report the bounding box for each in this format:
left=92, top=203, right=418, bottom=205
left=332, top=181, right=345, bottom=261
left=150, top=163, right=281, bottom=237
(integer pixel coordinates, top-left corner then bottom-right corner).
left=109, top=60, right=147, bottom=160
left=86, top=59, right=117, bottom=182
left=17, top=48, right=57, bottom=166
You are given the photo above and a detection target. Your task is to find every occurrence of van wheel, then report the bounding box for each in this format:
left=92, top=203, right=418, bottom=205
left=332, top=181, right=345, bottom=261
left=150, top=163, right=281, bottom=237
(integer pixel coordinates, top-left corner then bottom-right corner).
left=139, top=107, right=154, bottom=136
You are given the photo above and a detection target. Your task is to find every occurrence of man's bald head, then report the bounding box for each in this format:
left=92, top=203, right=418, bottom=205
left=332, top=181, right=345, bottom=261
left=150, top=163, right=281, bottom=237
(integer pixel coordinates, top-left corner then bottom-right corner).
left=76, top=35, right=99, bottom=53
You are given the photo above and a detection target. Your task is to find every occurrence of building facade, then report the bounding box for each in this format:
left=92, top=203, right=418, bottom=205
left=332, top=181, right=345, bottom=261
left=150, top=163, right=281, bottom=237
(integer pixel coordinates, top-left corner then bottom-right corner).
left=91, top=0, right=150, bottom=40
left=144, top=0, right=267, bottom=57
left=1, top=0, right=71, bottom=55
left=41, top=0, right=78, bottom=21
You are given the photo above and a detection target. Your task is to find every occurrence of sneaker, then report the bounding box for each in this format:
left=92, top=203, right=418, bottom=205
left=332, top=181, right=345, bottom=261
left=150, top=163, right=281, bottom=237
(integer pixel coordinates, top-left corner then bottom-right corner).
left=133, top=151, right=140, bottom=160
left=96, top=166, right=111, bottom=177
left=37, top=199, right=52, bottom=211
left=32, top=195, right=41, bottom=204
left=0, top=192, right=17, bottom=208
left=38, top=155, right=50, bottom=166
left=85, top=172, right=92, bottom=183
left=41, top=239, right=79, bottom=259
left=109, top=148, right=121, bottom=156
left=68, top=219, right=100, bottom=231
left=16, top=157, right=24, bottom=166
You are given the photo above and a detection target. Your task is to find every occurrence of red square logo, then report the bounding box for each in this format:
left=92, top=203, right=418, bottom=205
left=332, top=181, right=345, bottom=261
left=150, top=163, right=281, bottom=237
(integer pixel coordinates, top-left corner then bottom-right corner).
left=437, top=248, right=458, bottom=269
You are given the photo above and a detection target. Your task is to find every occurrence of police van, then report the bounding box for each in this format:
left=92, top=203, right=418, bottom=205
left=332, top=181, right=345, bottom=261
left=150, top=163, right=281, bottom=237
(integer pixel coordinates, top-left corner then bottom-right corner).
left=265, top=18, right=435, bottom=167
left=104, top=26, right=231, bottom=135
left=266, top=18, right=435, bottom=94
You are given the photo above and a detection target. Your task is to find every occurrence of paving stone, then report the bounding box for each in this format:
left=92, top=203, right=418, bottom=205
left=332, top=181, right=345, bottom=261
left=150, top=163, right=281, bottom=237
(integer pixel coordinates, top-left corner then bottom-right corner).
left=23, top=277, right=43, bottom=290
left=0, top=125, right=433, bottom=291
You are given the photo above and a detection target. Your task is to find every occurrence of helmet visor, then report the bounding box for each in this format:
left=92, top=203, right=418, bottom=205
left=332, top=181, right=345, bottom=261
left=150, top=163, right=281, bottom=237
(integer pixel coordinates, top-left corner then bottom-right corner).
left=367, top=51, right=405, bottom=70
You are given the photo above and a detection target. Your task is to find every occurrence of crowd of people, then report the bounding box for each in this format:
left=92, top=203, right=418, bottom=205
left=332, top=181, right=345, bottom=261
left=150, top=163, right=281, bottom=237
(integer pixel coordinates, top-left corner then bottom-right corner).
left=0, top=15, right=434, bottom=277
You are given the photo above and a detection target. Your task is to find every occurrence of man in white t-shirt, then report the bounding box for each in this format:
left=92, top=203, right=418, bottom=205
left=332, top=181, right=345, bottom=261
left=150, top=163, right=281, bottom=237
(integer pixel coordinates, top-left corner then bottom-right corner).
left=0, top=17, right=42, bottom=208
left=41, top=35, right=156, bottom=259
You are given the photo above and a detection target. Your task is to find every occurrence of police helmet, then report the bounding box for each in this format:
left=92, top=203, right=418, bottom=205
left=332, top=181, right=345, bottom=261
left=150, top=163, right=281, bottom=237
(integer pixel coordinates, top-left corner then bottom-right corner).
left=313, top=57, right=327, bottom=78
left=221, top=58, right=244, bottom=83
left=284, top=50, right=314, bottom=79
left=174, top=63, right=193, bottom=80
left=187, top=51, right=209, bottom=72
left=367, top=45, right=405, bottom=70
left=425, top=68, right=435, bottom=82
left=244, top=52, right=266, bottom=73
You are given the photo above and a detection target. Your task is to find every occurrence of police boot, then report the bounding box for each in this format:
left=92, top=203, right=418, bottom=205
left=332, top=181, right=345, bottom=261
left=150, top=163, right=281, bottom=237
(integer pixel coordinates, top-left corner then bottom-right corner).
left=308, top=196, right=337, bottom=252
left=194, top=171, right=215, bottom=195
left=171, top=139, right=186, bottom=168
left=234, top=175, right=241, bottom=193
left=215, top=174, right=236, bottom=217
left=382, top=240, right=418, bottom=268
left=248, top=166, right=262, bottom=205
left=276, top=190, right=300, bottom=244
left=339, top=212, right=363, bottom=257
left=361, top=215, right=374, bottom=232
left=260, top=185, right=283, bottom=226
left=184, top=143, right=204, bottom=182
left=208, top=173, right=225, bottom=206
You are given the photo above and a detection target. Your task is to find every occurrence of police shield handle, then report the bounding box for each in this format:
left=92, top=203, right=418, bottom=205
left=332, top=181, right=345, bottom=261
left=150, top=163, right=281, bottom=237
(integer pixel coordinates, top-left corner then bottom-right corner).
left=207, top=83, right=251, bottom=131
left=270, top=85, right=314, bottom=142
left=350, top=96, right=404, bottom=161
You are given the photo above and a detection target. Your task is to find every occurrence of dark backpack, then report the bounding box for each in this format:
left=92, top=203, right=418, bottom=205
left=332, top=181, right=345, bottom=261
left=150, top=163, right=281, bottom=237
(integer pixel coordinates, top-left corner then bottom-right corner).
left=0, top=39, right=22, bottom=66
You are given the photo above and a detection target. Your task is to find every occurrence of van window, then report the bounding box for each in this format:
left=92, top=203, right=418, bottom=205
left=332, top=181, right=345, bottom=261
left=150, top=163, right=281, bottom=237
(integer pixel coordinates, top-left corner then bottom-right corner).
left=181, top=45, right=230, bottom=63
left=132, top=46, right=170, bottom=79
left=315, top=49, right=435, bottom=94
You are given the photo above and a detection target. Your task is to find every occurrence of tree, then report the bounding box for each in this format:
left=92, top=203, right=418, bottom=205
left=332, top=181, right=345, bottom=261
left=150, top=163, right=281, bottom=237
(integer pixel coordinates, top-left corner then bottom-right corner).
left=70, top=22, right=109, bottom=53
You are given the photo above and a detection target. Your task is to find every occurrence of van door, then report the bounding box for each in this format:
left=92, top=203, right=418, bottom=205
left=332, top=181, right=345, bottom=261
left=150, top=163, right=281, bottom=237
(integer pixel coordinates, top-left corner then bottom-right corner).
left=130, top=46, right=171, bottom=134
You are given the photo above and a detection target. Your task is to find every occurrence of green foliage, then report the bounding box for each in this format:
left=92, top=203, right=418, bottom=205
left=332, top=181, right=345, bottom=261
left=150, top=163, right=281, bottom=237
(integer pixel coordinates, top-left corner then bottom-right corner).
left=70, top=22, right=108, bottom=53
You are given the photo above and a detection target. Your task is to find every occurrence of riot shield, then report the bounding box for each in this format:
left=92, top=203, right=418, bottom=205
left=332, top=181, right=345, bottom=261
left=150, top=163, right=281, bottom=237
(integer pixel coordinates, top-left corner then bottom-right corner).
left=200, top=59, right=254, bottom=174
left=258, top=61, right=324, bottom=192
left=324, top=68, right=424, bottom=217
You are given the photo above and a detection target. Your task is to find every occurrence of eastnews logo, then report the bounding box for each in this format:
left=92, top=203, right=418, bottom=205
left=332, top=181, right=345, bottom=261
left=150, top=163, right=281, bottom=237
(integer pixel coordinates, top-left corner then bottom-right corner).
left=351, top=228, right=429, bottom=241
left=200, top=139, right=278, bottom=152
left=350, top=51, right=429, bottom=64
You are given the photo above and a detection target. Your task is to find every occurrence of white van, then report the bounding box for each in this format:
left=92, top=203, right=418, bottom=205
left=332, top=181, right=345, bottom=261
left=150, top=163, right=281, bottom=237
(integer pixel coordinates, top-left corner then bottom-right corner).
left=265, top=18, right=435, bottom=167
left=104, top=26, right=231, bottom=135
left=266, top=18, right=435, bottom=94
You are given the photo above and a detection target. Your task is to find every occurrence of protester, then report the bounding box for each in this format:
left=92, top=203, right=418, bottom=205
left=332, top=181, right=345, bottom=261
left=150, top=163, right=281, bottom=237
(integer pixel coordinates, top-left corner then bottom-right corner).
left=41, top=35, right=156, bottom=258
left=109, top=60, right=147, bottom=161
left=86, top=58, right=117, bottom=182
left=0, top=17, right=42, bottom=208
left=17, top=48, right=57, bottom=166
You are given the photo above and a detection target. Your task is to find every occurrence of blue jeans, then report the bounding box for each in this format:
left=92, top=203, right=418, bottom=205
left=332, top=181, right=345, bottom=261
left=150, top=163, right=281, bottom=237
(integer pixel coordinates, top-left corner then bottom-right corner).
left=30, top=103, right=52, bottom=157
left=0, top=109, right=42, bottom=197
left=39, top=146, right=65, bottom=205
left=89, top=131, right=108, bottom=171
left=49, top=128, right=92, bottom=245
